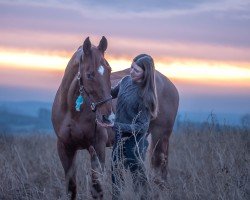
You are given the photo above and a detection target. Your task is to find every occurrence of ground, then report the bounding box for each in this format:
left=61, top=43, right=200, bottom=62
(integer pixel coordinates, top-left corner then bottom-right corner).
left=0, top=121, right=249, bottom=200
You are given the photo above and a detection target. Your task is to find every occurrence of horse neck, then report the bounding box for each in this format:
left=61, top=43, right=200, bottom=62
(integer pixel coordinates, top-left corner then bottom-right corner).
left=59, top=52, right=80, bottom=110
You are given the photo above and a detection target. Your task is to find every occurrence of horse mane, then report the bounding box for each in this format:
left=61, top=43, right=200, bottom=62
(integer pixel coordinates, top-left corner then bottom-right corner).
left=58, top=47, right=83, bottom=110
left=63, top=47, right=82, bottom=85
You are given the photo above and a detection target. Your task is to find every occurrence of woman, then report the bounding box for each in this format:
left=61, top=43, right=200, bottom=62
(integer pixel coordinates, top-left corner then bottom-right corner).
left=110, top=54, right=158, bottom=199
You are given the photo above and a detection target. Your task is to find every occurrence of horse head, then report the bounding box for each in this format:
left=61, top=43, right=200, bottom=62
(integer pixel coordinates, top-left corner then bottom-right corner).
left=79, top=36, right=114, bottom=126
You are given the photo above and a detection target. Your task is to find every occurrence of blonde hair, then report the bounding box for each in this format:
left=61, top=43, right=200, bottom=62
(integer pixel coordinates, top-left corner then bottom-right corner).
left=133, top=54, right=159, bottom=119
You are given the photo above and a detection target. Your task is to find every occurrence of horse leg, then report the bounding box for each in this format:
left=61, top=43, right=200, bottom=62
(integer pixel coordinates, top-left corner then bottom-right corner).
left=57, top=140, right=77, bottom=200
left=88, top=141, right=106, bottom=199
left=150, top=128, right=171, bottom=183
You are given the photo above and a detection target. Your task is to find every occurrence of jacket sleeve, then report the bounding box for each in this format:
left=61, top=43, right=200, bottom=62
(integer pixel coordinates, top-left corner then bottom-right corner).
left=111, top=81, right=121, bottom=99
left=113, top=104, right=150, bottom=135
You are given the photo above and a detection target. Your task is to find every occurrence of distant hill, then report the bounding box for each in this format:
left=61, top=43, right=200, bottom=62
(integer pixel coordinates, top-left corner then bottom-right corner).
left=0, top=101, right=52, bottom=117
left=0, top=101, right=52, bottom=133
left=0, top=101, right=248, bottom=134
left=176, top=111, right=244, bottom=126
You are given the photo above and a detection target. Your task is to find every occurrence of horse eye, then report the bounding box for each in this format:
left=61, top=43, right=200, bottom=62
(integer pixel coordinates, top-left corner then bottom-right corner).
left=86, top=72, right=94, bottom=80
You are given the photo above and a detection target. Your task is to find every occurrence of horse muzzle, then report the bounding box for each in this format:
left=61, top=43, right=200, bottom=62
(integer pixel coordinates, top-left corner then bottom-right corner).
left=102, top=112, right=115, bottom=124
left=96, top=112, right=115, bottom=127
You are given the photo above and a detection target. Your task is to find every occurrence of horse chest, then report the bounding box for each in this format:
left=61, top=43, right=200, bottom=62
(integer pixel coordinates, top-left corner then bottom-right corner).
left=58, top=112, right=94, bottom=143
left=70, top=116, right=94, bottom=135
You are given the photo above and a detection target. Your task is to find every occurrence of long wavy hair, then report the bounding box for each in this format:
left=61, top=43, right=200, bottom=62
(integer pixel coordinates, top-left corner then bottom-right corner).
left=133, top=54, right=159, bottom=119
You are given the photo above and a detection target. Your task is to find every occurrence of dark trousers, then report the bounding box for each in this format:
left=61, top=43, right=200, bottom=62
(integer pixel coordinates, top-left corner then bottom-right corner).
left=111, top=134, right=149, bottom=199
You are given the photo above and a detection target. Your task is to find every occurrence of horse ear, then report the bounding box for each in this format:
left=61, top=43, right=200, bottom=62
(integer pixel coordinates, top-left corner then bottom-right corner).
left=83, top=37, right=91, bottom=55
left=98, top=36, right=107, bottom=54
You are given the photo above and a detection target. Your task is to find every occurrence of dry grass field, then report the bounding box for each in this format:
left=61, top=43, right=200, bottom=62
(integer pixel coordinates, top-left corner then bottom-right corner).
left=0, top=121, right=249, bottom=200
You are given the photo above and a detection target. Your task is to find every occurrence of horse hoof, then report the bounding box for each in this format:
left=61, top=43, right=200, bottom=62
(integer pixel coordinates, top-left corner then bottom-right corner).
left=91, top=183, right=103, bottom=199
left=89, top=145, right=97, bottom=158
left=91, top=191, right=103, bottom=200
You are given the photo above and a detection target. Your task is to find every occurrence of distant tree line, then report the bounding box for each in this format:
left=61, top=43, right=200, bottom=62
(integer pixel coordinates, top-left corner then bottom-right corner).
left=0, top=106, right=52, bottom=133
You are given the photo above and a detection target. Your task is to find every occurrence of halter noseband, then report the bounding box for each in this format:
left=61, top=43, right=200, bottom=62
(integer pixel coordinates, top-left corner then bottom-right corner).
left=77, top=52, right=112, bottom=112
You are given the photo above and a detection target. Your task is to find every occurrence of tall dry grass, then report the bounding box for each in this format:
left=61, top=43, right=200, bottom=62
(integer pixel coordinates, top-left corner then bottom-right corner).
left=0, top=122, right=249, bottom=199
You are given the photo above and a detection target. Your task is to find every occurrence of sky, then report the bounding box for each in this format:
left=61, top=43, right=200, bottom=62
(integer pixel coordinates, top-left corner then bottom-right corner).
left=0, top=0, right=250, bottom=119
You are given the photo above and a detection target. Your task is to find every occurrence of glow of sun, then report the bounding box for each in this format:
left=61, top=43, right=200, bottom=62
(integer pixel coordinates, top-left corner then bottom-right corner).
left=0, top=50, right=68, bottom=71
left=1, top=49, right=250, bottom=84
left=157, top=62, right=250, bottom=81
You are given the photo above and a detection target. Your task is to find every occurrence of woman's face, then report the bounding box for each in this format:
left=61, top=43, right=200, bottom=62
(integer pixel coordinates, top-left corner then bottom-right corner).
left=130, top=62, right=144, bottom=82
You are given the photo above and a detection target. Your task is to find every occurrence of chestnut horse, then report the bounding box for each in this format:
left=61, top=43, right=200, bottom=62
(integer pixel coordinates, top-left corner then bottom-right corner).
left=52, top=37, right=115, bottom=199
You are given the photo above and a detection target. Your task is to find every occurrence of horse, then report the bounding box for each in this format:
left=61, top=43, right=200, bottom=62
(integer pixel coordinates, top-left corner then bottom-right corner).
left=52, top=36, right=179, bottom=199
left=110, top=68, right=179, bottom=182
left=52, top=36, right=115, bottom=199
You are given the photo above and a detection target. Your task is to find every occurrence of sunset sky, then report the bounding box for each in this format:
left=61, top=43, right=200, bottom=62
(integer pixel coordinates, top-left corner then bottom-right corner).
left=0, top=0, right=249, bottom=119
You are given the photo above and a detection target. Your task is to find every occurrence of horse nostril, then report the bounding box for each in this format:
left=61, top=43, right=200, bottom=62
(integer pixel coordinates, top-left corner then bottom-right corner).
left=102, top=115, right=110, bottom=123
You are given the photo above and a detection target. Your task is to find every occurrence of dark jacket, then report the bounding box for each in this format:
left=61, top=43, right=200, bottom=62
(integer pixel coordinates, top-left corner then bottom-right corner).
left=111, top=75, right=150, bottom=136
